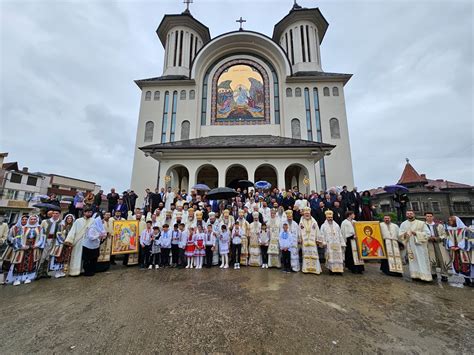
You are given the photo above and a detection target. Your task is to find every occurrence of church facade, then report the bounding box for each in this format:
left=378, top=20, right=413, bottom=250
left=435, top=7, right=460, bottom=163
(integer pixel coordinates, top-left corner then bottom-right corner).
left=131, top=3, right=354, bottom=199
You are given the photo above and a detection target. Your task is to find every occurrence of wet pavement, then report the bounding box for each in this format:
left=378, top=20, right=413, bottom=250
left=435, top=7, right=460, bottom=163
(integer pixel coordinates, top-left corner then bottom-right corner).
left=1, top=263, right=472, bottom=354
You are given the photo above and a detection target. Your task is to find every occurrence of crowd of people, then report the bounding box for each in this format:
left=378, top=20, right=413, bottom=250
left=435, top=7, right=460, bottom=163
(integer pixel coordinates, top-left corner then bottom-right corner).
left=0, top=185, right=472, bottom=287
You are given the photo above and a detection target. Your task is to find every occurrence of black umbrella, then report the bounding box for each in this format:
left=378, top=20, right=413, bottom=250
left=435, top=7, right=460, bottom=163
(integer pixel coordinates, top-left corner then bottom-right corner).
left=33, top=203, right=61, bottom=212
left=237, top=179, right=254, bottom=188
left=207, top=187, right=238, bottom=200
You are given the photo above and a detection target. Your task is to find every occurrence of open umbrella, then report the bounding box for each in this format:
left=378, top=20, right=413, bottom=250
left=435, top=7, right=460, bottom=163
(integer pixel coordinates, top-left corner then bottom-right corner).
left=33, top=203, right=61, bottom=212
left=192, top=183, right=210, bottom=191
left=255, top=180, right=271, bottom=190
left=62, top=196, right=75, bottom=202
left=207, top=187, right=238, bottom=200
left=237, top=180, right=254, bottom=188
left=383, top=185, right=409, bottom=194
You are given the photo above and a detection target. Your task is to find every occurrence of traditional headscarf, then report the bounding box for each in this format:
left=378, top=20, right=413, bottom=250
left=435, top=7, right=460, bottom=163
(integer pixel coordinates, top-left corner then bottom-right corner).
left=26, top=215, right=40, bottom=228
left=447, top=216, right=466, bottom=230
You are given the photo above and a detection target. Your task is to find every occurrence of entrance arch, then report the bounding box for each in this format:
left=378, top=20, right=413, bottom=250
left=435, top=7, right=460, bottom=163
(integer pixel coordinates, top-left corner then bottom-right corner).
left=285, top=164, right=310, bottom=194
left=254, top=164, right=278, bottom=190
left=196, top=164, right=219, bottom=189
left=166, top=165, right=189, bottom=192
left=225, top=164, right=248, bottom=188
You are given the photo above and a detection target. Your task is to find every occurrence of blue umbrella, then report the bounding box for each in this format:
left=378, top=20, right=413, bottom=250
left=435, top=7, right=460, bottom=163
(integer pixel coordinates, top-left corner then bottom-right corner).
left=383, top=184, right=409, bottom=194
left=192, top=184, right=210, bottom=191
left=255, top=180, right=271, bottom=190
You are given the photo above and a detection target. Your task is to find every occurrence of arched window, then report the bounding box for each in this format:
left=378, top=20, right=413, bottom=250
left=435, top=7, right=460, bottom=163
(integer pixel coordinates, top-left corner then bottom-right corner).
left=189, top=89, right=195, bottom=100
left=180, top=90, right=186, bottom=100
left=332, top=87, right=339, bottom=96
left=154, top=91, right=160, bottom=100
left=295, top=87, right=302, bottom=97
left=323, top=87, right=330, bottom=96
left=144, top=121, right=154, bottom=142
left=291, top=119, right=301, bottom=139
left=286, top=88, right=293, bottom=97
left=181, top=120, right=190, bottom=140
left=145, top=91, right=151, bottom=101
left=330, top=118, right=341, bottom=139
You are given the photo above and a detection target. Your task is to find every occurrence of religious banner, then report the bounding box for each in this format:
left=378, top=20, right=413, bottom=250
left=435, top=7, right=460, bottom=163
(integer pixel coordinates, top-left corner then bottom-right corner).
left=111, top=220, right=139, bottom=255
left=354, top=222, right=387, bottom=260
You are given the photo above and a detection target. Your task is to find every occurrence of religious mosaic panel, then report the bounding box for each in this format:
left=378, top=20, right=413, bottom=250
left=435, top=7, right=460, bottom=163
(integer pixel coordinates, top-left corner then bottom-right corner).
left=211, top=59, right=270, bottom=125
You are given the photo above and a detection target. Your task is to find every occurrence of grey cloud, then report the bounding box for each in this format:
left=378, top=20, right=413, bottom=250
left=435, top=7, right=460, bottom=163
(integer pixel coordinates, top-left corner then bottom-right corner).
left=1, top=0, right=472, bottom=194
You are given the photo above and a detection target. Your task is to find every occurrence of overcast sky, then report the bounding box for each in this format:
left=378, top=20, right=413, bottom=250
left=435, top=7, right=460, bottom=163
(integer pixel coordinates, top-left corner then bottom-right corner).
left=1, top=0, right=472, bottom=193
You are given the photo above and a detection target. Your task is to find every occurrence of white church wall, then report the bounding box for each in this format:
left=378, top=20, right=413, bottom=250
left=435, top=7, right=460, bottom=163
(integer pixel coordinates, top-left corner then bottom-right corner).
left=317, top=83, right=354, bottom=188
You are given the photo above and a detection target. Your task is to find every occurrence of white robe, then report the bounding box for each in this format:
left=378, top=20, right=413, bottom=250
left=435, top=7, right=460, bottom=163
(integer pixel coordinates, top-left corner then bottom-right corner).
left=320, top=221, right=345, bottom=273
left=287, top=220, right=300, bottom=272
left=65, top=217, right=95, bottom=276
left=399, top=219, right=432, bottom=281
left=380, top=222, right=403, bottom=274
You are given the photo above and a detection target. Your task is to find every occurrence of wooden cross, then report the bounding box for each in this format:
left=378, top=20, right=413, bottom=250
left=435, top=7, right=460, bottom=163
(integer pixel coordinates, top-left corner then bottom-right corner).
left=183, top=0, right=193, bottom=12
left=236, top=17, right=246, bottom=31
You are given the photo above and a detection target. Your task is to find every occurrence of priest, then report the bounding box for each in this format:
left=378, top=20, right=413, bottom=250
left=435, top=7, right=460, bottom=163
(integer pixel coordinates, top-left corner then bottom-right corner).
left=285, top=210, right=300, bottom=272
left=320, top=210, right=345, bottom=274
left=399, top=210, right=432, bottom=282
left=237, top=209, right=250, bottom=266
left=267, top=209, right=281, bottom=268
left=340, top=211, right=364, bottom=274
left=298, top=207, right=322, bottom=274
left=379, top=215, right=403, bottom=276
left=64, top=207, right=95, bottom=276
left=248, top=212, right=262, bottom=267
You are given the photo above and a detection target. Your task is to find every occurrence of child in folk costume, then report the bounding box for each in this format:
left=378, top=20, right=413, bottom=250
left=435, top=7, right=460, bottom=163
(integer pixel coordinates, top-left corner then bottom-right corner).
left=204, top=224, right=216, bottom=268
left=259, top=223, right=270, bottom=269
left=185, top=227, right=196, bottom=269
left=267, top=209, right=281, bottom=268
left=49, top=214, right=75, bottom=278
left=232, top=222, right=242, bottom=269
left=7, top=215, right=41, bottom=286
left=194, top=225, right=206, bottom=269
left=150, top=226, right=161, bottom=269
left=219, top=225, right=230, bottom=269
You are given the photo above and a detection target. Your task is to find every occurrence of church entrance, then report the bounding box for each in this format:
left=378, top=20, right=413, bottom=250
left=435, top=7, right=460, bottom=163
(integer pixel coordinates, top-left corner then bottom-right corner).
left=254, top=164, right=278, bottom=190
left=285, top=164, right=310, bottom=194
left=225, top=164, right=248, bottom=188
left=196, top=164, right=219, bottom=189
left=166, top=165, right=189, bottom=192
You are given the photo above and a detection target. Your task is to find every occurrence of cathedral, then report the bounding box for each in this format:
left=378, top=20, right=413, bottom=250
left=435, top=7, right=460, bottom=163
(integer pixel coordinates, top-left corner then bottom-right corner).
left=131, top=2, right=354, bottom=199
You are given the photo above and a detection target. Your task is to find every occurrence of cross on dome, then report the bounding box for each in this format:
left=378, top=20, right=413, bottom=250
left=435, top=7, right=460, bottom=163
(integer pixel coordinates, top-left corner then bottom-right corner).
left=236, top=17, right=246, bottom=31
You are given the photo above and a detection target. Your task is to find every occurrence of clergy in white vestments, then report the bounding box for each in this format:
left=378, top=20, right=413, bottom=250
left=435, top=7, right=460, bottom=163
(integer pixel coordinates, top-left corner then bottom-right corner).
left=164, top=187, right=175, bottom=211
left=399, top=210, right=432, bottom=282
left=285, top=210, right=300, bottom=272
left=64, top=208, right=95, bottom=276
left=237, top=210, right=250, bottom=266
left=248, top=212, right=262, bottom=267
left=340, top=211, right=364, bottom=274
left=208, top=212, right=222, bottom=265
left=267, top=209, right=281, bottom=268
left=298, top=207, right=322, bottom=274
left=379, top=215, right=403, bottom=276
left=320, top=210, right=345, bottom=274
